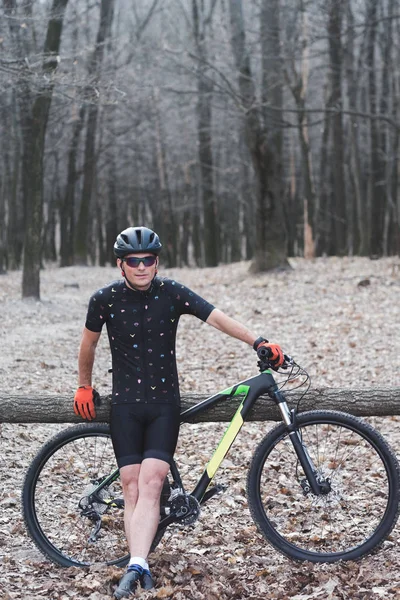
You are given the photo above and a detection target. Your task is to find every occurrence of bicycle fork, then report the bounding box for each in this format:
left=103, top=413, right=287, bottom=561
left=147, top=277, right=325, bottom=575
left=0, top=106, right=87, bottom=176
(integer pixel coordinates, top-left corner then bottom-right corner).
left=276, top=399, right=330, bottom=496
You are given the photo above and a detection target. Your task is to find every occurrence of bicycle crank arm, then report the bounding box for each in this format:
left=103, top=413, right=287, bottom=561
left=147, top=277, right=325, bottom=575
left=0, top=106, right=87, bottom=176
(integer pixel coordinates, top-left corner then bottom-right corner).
left=157, top=510, right=188, bottom=530
left=158, top=499, right=200, bottom=529
left=201, top=483, right=227, bottom=505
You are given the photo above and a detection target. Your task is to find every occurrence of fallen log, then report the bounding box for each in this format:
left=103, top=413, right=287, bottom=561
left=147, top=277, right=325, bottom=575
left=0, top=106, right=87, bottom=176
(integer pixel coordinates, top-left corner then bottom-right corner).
left=1, top=388, right=400, bottom=423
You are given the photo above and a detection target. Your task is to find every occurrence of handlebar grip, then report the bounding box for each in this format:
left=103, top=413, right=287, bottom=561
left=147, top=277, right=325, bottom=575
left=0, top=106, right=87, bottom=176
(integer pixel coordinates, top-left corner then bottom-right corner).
left=257, top=346, right=272, bottom=360
left=257, top=348, right=293, bottom=370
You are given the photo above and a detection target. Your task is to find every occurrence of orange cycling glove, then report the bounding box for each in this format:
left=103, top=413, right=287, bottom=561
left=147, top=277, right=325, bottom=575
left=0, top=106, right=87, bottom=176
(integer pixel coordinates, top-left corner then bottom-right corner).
left=73, top=386, right=99, bottom=420
left=254, top=338, right=285, bottom=369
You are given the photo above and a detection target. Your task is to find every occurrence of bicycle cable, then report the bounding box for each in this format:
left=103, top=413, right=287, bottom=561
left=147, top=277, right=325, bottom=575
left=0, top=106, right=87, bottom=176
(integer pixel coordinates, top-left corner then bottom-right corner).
left=274, top=361, right=311, bottom=414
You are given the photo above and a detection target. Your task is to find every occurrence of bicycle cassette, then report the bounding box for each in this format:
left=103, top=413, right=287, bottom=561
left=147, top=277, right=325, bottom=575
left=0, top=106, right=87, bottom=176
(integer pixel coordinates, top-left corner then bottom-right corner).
left=80, top=480, right=114, bottom=515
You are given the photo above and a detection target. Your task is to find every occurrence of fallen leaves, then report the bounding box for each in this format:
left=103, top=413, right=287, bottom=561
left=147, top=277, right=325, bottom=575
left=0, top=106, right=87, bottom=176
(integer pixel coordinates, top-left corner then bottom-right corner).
left=0, top=258, right=400, bottom=598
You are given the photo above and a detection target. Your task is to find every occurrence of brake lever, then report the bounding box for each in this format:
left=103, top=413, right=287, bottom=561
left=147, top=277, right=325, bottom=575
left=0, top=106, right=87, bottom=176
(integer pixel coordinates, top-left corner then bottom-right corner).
left=280, top=354, right=294, bottom=370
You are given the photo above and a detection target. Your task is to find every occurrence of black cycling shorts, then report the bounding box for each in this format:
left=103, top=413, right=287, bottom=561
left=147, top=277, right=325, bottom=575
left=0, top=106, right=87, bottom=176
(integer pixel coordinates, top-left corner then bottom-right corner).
left=110, top=403, right=181, bottom=468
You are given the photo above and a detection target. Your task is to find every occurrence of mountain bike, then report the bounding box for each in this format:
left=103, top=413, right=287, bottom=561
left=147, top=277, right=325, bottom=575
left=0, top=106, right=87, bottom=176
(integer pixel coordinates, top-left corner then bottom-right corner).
left=22, top=348, right=400, bottom=567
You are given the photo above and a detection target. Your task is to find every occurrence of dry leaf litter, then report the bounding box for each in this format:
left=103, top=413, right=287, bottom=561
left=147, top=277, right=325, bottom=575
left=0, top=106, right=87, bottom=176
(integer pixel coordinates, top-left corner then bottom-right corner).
left=0, top=257, right=400, bottom=599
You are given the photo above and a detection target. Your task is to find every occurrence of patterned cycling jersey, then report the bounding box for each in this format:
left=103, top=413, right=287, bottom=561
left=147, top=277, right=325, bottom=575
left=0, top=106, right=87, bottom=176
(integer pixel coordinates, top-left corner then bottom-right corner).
left=85, top=277, right=215, bottom=405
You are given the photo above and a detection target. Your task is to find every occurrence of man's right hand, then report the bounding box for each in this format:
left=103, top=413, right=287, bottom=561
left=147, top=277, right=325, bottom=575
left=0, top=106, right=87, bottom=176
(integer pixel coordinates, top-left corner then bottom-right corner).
left=73, top=386, right=99, bottom=420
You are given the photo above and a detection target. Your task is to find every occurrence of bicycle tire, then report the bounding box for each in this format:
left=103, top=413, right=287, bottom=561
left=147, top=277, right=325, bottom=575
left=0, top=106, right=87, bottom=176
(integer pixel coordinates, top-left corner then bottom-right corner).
left=247, top=410, right=400, bottom=562
left=22, top=423, right=166, bottom=568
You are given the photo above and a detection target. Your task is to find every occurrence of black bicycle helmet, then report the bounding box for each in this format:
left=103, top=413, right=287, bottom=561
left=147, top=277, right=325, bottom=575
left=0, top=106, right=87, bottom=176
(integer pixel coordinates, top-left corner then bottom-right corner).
left=113, top=226, right=162, bottom=258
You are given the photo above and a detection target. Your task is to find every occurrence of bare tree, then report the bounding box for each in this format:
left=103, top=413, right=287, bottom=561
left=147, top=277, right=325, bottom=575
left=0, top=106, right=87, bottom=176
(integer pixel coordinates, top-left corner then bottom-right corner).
left=2, top=0, right=399, bottom=274
left=284, top=1, right=316, bottom=258
left=327, top=0, right=347, bottom=256
left=3, top=0, right=70, bottom=298
left=192, top=0, right=219, bottom=266
left=74, top=0, right=116, bottom=265
left=229, top=0, right=288, bottom=272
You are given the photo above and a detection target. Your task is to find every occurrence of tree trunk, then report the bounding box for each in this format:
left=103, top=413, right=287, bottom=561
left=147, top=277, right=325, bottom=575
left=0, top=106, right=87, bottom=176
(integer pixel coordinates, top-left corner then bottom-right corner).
left=260, top=0, right=286, bottom=255
left=2, top=388, right=400, bottom=424
left=285, top=6, right=316, bottom=259
left=390, top=74, right=400, bottom=255
left=327, top=0, right=347, bottom=256
left=20, top=0, right=69, bottom=298
left=285, top=132, right=297, bottom=256
left=74, top=0, right=115, bottom=265
left=344, top=0, right=365, bottom=256
left=6, top=93, right=23, bottom=270
left=180, top=161, right=193, bottom=266
left=152, top=88, right=178, bottom=268
left=43, top=154, right=59, bottom=262
left=317, top=84, right=333, bottom=256
left=192, top=0, right=219, bottom=267
left=0, top=170, right=6, bottom=273
left=3, top=1, right=31, bottom=270
left=240, top=140, right=254, bottom=261
left=380, top=0, right=395, bottom=256
left=229, top=0, right=288, bottom=273
left=60, top=107, right=85, bottom=267
left=105, top=131, right=118, bottom=266
left=366, top=0, right=383, bottom=258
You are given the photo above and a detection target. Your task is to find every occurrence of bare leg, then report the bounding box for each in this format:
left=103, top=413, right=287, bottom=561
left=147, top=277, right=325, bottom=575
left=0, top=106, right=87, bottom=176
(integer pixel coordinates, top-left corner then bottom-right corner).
left=114, top=460, right=171, bottom=598
left=120, top=458, right=170, bottom=558
left=119, top=464, right=141, bottom=549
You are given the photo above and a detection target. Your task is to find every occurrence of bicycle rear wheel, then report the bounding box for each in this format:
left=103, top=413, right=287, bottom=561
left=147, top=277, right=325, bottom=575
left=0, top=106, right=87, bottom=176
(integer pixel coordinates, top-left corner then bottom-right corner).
left=247, top=410, right=400, bottom=562
left=22, top=423, right=129, bottom=567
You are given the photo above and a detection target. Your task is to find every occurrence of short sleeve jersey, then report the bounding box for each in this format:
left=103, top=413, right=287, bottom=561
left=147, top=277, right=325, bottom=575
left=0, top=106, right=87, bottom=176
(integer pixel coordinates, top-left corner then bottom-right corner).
left=85, top=277, right=215, bottom=406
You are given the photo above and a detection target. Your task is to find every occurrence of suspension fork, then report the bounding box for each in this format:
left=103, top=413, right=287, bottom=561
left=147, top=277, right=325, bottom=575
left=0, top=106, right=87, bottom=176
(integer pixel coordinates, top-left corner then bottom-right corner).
left=277, top=399, right=323, bottom=496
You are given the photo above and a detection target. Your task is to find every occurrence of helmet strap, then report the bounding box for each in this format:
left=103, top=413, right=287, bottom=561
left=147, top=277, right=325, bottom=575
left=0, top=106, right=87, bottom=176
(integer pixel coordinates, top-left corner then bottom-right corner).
left=122, top=269, right=155, bottom=293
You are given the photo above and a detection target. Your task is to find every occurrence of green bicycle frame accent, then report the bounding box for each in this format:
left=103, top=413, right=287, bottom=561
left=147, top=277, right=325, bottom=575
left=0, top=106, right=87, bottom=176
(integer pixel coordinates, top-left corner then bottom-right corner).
left=206, top=393, right=247, bottom=479
left=188, top=387, right=248, bottom=499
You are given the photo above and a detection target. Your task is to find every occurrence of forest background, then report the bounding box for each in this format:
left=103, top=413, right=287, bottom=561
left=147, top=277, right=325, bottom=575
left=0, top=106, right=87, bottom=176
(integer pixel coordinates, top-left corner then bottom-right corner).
left=1, top=0, right=400, bottom=299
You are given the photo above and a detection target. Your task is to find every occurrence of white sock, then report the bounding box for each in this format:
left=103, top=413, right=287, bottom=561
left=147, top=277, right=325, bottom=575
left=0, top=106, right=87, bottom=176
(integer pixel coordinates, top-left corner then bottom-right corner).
left=128, top=556, right=148, bottom=570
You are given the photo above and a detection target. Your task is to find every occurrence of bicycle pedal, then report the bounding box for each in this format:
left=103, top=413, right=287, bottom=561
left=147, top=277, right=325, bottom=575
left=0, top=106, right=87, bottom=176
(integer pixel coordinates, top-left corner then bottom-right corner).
left=201, top=483, right=227, bottom=504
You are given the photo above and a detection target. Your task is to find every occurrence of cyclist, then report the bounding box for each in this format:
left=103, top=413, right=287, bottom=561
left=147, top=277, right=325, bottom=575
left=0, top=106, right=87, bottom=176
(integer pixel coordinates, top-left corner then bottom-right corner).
left=73, top=226, right=284, bottom=598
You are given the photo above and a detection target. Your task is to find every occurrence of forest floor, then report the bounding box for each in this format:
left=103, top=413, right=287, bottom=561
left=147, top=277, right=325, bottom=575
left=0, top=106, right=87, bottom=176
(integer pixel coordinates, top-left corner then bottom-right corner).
left=1, top=256, right=400, bottom=600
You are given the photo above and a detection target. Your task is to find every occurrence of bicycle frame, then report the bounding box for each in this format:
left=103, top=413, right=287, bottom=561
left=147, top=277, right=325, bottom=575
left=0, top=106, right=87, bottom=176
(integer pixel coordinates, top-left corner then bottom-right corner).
left=181, top=369, right=280, bottom=501
left=87, top=367, right=323, bottom=526
left=181, top=368, right=322, bottom=502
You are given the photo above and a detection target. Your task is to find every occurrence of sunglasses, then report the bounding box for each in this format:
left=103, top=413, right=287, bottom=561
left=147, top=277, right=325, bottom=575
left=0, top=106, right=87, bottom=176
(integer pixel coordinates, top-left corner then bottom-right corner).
left=122, top=256, right=157, bottom=268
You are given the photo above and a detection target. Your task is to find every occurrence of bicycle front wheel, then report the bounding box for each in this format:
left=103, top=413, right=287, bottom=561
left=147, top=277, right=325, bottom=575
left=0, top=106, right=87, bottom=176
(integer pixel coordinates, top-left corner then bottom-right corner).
left=247, top=410, right=400, bottom=562
left=22, top=423, right=129, bottom=568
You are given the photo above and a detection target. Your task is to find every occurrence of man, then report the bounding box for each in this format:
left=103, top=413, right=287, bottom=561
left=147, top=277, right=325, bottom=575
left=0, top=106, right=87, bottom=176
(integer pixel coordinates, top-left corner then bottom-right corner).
left=73, top=226, right=283, bottom=598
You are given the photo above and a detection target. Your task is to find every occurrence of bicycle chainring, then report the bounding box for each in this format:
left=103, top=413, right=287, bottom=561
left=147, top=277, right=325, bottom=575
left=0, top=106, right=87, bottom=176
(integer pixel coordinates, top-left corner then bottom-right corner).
left=171, top=493, right=200, bottom=525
